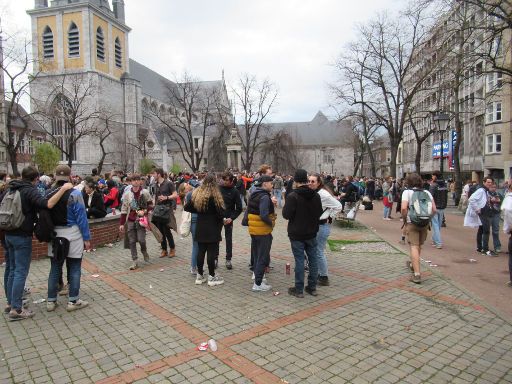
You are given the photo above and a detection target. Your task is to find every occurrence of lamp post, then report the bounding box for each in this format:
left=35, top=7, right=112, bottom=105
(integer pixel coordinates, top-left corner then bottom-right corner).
left=330, top=157, right=335, bottom=175
left=433, top=112, right=450, bottom=177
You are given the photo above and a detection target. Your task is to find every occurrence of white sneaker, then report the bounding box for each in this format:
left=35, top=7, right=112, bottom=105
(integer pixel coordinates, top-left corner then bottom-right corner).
left=129, top=261, right=138, bottom=270
left=252, top=272, right=255, bottom=280
left=46, top=301, right=57, bottom=312
left=252, top=282, right=272, bottom=292
left=195, top=273, right=206, bottom=285
left=208, top=275, right=224, bottom=286
left=66, top=299, right=88, bottom=312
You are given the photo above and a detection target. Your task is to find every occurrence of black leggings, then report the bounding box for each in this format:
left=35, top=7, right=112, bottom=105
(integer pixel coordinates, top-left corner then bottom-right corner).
left=198, top=242, right=218, bottom=277
left=156, top=222, right=175, bottom=251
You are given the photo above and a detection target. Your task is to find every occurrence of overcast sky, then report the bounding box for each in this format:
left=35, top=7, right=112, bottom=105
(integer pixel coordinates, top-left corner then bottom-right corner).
left=6, top=0, right=406, bottom=123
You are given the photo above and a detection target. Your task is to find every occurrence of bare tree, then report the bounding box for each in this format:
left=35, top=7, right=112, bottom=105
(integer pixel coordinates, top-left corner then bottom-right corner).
left=332, top=3, right=437, bottom=177
left=0, top=23, right=39, bottom=176
left=233, top=74, right=278, bottom=171
left=36, top=73, right=99, bottom=168
left=150, top=73, right=221, bottom=172
left=260, top=129, right=306, bottom=174
left=94, top=112, right=121, bottom=174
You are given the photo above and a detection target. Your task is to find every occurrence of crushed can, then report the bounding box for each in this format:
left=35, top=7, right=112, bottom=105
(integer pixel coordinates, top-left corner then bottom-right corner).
left=286, top=263, right=290, bottom=275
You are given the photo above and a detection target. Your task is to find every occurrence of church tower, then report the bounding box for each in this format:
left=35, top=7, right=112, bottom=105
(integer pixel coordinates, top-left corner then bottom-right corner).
left=27, top=0, right=130, bottom=78
left=27, top=0, right=140, bottom=174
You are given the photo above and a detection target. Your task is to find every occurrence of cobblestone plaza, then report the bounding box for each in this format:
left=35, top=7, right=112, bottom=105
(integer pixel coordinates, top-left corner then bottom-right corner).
left=1, top=209, right=512, bottom=384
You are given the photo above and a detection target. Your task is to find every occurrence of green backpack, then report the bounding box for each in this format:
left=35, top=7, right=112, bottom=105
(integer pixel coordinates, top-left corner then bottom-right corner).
left=408, top=189, right=433, bottom=227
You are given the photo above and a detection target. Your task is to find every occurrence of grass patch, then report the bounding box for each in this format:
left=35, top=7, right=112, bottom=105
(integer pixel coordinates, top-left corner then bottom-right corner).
left=333, top=220, right=365, bottom=229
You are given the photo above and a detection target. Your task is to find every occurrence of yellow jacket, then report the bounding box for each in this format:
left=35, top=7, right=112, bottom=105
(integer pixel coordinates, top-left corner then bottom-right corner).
left=248, top=213, right=276, bottom=236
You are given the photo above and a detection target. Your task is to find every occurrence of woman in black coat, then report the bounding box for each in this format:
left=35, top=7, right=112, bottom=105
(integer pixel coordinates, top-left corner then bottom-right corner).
left=82, top=182, right=107, bottom=219
left=184, top=174, right=225, bottom=286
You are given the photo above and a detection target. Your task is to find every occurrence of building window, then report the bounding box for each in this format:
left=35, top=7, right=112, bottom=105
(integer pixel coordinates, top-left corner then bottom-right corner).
left=42, top=26, right=54, bottom=59
left=51, top=94, right=77, bottom=161
left=96, top=27, right=105, bottom=62
left=68, top=22, right=80, bottom=58
left=486, top=134, right=502, bottom=154
left=492, top=36, right=502, bottom=56
left=486, top=102, right=502, bottom=124
left=115, top=37, right=122, bottom=68
left=487, top=72, right=503, bottom=91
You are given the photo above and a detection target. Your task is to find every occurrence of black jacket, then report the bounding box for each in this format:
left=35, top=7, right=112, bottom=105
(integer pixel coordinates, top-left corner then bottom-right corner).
left=184, top=197, right=225, bottom=243
left=282, top=186, right=323, bottom=241
left=82, top=189, right=107, bottom=219
left=220, top=185, right=242, bottom=221
left=5, top=180, right=49, bottom=236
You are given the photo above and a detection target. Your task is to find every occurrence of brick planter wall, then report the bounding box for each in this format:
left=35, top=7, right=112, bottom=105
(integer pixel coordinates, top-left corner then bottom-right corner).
left=0, top=215, right=121, bottom=263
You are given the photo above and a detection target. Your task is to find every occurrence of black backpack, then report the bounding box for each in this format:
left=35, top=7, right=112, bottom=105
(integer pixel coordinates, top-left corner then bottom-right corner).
left=433, top=183, right=448, bottom=210
left=34, top=209, right=56, bottom=243
left=468, top=184, right=480, bottom=198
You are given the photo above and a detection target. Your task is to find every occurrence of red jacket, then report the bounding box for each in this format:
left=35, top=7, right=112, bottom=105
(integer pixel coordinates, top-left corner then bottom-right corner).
left=104, top=187, right=119, bottom=209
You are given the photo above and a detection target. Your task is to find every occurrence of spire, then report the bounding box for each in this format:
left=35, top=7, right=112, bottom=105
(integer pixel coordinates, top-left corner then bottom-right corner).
left=222, top=69, right=225, bottom=82
left=112, top=0, right=125, bottom=22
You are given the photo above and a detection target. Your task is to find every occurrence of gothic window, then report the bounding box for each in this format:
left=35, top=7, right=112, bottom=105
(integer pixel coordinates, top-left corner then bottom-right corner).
left=68, top=22, right=80, bottom=58
left=142, top=99, right=149, bottom=125
left=51, top=94, right=76, bottom=161
left=96, top=27, right=105, bottom=61
left=42, top=26, right=54, bottom=59
left=115, top=37, right=122, bottom=68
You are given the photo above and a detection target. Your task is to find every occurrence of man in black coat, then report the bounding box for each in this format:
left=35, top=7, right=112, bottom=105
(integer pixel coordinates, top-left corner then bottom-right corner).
left=218, top=172, right=243, bottom=269
left=82, top=182, right=107, bottom=219
left=282, top=169, right=323, bottom=298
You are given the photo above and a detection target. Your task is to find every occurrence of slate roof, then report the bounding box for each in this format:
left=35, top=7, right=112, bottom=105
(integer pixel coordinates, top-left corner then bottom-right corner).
left=129, top=59, right=225, bottom=104
left=265, top=111, right=353, bottom=147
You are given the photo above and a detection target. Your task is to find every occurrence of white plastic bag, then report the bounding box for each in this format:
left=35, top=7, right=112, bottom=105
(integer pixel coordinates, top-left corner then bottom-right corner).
left=180, top=211, right=192, bottom=237
left=346, top=207, right=357, bottom=220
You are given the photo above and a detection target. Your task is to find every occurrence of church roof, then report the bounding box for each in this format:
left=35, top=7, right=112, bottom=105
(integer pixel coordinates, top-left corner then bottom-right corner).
left=129, top=59, right=177, bottom=102
left=129, top=59, right=226, bottom=104
left=265, top=111, right=353, bottom=147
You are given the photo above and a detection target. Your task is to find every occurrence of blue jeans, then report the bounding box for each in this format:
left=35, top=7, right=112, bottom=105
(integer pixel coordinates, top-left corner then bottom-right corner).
left=490, top=213, right=501, bottom=250
left=5, top=235, right=32, bottom=310
left=383, top=206, right=391, bottom=218
left=48, top=257, right=82, bottom=302
left=290, top=238, right=318, bottom=292
left=431, top=209, right=444, bottom=246
left=273, top=189, right=282, bottom=208
left=253, top=234, right=273, bottom=285
left=2, top=240, right=11, bottom=306
left=316, top=224, right=331, bottom=277
left=190, top=219, right=198, bottom=269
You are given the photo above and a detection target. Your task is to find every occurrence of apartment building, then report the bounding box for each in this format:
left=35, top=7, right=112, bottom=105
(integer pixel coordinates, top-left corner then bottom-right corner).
left=400, top=2, right=511, bottom=185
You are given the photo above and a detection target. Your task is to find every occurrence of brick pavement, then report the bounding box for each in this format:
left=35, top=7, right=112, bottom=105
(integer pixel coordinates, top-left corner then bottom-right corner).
left=1, top=207, right=512, bottom=383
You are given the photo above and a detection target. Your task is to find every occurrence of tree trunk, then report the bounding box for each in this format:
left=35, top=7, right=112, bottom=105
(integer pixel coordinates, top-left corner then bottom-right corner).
left=97, top=152, right=106, bottom=175
left=365, top=140, right=377, bottom=177
left=389, top=141, right=398, bottom=178
left=415, top=141, right=422, bottom=174
left=8, top=148, right=19, bottom=177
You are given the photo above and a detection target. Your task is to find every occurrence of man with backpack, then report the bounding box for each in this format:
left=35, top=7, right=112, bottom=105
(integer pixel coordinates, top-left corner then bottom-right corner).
left=429, top=174, right=448, bottom=249
left=1, top=166, right=73, bottom=321
left=401, top=173, right=436, bottom=284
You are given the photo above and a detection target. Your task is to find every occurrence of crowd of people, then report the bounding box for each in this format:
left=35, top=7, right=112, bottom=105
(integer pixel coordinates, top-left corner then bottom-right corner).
left=1, top=162, right=510, bottom=322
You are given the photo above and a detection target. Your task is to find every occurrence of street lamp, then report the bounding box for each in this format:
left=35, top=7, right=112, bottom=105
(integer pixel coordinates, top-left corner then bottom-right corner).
left=330, top=157, right=335, bottom=175
left=433, top=112, right=450, bottom=177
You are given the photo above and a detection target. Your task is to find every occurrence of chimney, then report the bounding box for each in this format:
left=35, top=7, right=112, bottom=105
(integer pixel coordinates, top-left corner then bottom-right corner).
left=34, top=0, right=48, bottom=8
left=112, top=0, right=125, bottom=23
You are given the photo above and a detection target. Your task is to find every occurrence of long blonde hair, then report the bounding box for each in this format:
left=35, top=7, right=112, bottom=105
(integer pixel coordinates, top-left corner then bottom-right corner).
left=192, top=174, right=225, bottom=212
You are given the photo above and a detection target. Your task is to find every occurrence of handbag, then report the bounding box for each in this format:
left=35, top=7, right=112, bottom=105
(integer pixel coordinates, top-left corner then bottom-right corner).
left=151, top=204, right=171, bottom=224
left=180, top=211, right=192, bottom=237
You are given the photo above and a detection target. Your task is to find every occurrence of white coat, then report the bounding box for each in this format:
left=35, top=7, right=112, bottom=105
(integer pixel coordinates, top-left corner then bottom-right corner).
left=463, top=187, right=488, bottom=228
left=501, top=192, right=512, bottom=234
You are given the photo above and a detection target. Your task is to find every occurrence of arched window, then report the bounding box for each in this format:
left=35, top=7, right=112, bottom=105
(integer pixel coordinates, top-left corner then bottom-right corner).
left=96, top=27, right=105, bottom=61
left=42, top=26, right=54, bottom=59
left=114, top=37, right=122, bottom=68
left=51, top=94, right=76, bottom=161
left=142, top=99, right=149, bottom=125
left=68, top=22, right=80, bottom=58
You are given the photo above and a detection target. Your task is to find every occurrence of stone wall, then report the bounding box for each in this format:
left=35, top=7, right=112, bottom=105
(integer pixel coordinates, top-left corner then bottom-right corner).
left=0, top=214, right=121, bottom=263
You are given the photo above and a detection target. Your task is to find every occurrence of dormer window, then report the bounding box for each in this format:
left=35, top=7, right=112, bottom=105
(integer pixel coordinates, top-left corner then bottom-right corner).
left=42, top=26, right=54, bottom=59
left=115, top=37, right=122, bottom=68
left=96, top=27, right=105, bottom=61
left=68, top=22, right=80, bottom=58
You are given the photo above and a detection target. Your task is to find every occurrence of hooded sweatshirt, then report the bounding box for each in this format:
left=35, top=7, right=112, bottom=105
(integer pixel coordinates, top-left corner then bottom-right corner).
left=5, top=179, right=49, bottom=236
left=282, top=185, right=323, bottom=240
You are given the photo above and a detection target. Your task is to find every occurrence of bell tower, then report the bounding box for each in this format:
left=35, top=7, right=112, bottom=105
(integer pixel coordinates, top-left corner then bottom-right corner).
left=27, top=0, right=131, bottom=78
